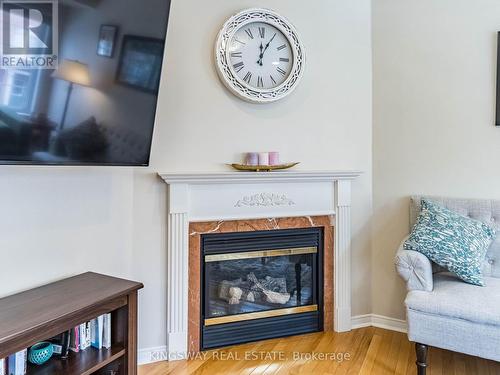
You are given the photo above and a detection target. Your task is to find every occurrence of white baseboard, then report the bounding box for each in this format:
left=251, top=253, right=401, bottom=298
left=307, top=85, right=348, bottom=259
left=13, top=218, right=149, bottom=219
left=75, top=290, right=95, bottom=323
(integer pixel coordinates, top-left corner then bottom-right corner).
left=352, top=314, right=407, bottom=333
left=138, top=315, right=407, bottom=366
left=351, top=314, right=372, bottom=329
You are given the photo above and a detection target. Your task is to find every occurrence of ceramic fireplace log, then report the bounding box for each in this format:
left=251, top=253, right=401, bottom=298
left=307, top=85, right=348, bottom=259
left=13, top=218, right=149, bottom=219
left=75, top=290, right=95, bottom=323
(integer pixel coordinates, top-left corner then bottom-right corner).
left=247, top=273, right=291, bottom=305
left=218, top=273, right=291, bottom=305
left=228, top=287, right=243, bottom=304
left=261, top=289, right=291, bottom=304
left=218, top=279, right=244, bottom=302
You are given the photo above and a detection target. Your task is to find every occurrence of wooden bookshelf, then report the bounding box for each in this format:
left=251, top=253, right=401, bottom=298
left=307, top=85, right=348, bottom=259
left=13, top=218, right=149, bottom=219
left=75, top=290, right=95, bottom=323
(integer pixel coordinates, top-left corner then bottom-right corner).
left=0, top=272, right=143, bottom=375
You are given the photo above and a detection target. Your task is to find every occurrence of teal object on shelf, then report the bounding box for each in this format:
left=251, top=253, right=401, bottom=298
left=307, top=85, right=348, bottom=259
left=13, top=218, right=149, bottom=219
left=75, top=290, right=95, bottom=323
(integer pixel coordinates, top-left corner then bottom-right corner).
left=28, top=342, right=54, bottom=365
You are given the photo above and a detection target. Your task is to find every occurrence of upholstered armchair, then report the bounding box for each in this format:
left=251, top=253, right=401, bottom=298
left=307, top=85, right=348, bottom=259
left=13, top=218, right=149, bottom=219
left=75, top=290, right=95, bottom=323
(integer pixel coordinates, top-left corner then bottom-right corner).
left=395, top=197, right=500, bottom=375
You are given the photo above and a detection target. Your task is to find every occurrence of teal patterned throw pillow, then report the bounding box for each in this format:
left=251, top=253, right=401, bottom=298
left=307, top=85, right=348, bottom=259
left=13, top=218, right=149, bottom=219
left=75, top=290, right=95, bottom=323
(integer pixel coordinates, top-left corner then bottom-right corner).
left=404, top=199, right=496, bottom=286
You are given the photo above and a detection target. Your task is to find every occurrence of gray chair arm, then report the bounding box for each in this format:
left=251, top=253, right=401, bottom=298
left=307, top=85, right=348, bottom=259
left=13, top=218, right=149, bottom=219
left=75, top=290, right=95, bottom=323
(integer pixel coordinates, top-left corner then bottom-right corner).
left=395, top=237, right=433, bottom=292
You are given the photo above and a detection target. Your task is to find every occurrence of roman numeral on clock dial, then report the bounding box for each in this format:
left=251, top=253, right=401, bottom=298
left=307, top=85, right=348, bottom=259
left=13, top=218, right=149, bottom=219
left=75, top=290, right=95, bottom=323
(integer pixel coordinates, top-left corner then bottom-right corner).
left=243, top=71, right=252, bottom=83
left=233, top=61, right=244, bottom=73
left=270, top=75, right=277, bottom=85
left=231, top=52, right=242, bottom=58
left=277, top=67, right=287, bottom=76
left=245, top=28, right=254, bottom=39
left=259, top=27, right=265, bottom=39
left=279, top=57, right=289, bottom=63
left=257, top=76, right=264, bottom=88
left=277, top=44, right=287, bottom=51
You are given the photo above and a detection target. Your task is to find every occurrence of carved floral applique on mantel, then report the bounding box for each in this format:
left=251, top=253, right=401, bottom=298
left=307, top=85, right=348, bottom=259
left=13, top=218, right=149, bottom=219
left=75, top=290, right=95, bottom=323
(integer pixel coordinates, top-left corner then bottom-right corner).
left=235, top=193, right=296, bottom=208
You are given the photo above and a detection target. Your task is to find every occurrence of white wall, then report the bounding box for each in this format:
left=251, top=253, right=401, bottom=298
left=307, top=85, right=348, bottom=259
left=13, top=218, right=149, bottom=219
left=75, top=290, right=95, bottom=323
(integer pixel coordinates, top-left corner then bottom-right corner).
left=0, top=0, right=373, bottom=353
left=0, top=167, right=134, bottom=291
left=372, top=0, right=500, bottom=319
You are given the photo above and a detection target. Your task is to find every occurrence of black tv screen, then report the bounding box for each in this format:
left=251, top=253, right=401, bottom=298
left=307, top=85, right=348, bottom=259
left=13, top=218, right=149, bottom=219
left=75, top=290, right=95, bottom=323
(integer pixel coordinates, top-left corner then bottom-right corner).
left=0, top=0, right=171, bottom=165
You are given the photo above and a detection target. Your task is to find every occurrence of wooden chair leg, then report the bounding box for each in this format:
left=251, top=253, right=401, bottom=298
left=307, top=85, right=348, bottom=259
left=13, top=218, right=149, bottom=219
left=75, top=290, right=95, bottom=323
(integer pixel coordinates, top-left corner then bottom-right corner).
left=415, top=343, right=428, bottom=375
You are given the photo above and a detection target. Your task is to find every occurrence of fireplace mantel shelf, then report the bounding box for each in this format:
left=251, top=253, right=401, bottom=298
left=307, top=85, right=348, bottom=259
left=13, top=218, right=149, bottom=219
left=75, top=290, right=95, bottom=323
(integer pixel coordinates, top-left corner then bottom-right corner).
left=159, top=170, right=362, bottom=184
left=158, top=170, right=361, bottom=358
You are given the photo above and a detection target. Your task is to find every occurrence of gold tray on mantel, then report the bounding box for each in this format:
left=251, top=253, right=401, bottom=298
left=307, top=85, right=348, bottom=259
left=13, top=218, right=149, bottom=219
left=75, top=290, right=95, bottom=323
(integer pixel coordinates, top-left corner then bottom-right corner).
left=229, top=162, right=300, bottom=172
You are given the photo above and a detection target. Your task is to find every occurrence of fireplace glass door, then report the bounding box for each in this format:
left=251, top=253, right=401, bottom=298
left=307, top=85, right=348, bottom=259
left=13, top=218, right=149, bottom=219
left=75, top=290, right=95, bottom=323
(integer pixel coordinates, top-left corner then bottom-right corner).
left=204, top=247, right=318, bottom=325
left=201, top=228, right=323, bottom=349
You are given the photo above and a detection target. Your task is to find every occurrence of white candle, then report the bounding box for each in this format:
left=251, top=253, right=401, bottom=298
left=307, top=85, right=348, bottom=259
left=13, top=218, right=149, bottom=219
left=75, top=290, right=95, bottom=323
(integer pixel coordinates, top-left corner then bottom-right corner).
left=258, top=152, right=269, bottom=165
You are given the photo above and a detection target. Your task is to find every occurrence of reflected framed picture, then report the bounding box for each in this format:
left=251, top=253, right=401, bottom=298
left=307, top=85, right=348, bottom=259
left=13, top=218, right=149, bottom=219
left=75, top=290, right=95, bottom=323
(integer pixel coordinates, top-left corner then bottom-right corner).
left=97, top=25, right=118, bottom=58
left=116, top=35, right=165, bottom=94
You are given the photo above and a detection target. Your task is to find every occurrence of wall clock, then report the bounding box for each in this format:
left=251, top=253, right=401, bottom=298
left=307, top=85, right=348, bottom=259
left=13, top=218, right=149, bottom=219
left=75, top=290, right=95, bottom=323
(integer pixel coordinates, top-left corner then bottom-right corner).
left=215, top=8, right=305, bottom=103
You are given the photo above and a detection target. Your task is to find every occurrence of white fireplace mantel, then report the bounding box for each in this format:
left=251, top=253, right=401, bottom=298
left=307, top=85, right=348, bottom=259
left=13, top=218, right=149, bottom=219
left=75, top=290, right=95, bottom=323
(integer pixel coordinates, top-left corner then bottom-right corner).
left=159, top=170, right=361, bottom=357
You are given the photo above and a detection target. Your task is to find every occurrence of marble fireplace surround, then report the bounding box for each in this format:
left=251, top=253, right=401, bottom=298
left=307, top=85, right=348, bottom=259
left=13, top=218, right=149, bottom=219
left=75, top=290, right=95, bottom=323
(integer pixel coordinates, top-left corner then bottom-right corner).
left=159, top=171, right=361, bottom=358
left=188, top=216, right=334, bottom=353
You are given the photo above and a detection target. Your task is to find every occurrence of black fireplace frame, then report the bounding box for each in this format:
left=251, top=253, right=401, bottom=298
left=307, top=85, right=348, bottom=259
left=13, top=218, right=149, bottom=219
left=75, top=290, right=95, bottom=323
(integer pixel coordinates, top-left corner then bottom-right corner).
left=200, top=227, right=324, bottom=350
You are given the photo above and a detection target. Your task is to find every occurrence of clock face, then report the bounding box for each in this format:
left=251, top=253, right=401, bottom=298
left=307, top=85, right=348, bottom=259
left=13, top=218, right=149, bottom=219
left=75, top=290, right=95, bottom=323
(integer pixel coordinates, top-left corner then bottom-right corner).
left=215, top=8, right=305, bottom=103
left=228, top=22, right=293, bottom=90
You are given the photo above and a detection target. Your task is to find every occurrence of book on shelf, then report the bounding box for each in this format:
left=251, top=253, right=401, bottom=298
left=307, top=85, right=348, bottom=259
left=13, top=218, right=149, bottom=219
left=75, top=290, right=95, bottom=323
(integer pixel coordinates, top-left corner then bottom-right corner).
left=6, top=356, right=13, bottom=375
left=90, top=315, right=104, bottom=349
left=60, top=330, right=71, bottom=359
left=69, top=326, right=80, bottom=353
left=79, top=323, right=87, bottom=350
left=7, top=349, right=26, bottom=375
left=103, top=313, right=112, bottom=349
left=79, top=321, right=92, bottom=350
left=85, top=321, right=91, bottom=349
left=0, top=358, right=5, bottom=375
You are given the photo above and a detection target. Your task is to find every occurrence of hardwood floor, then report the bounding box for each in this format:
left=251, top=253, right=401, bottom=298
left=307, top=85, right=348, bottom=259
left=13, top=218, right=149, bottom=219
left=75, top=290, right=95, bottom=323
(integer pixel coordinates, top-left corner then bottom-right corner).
left=139, top=327, right=500, bottom=375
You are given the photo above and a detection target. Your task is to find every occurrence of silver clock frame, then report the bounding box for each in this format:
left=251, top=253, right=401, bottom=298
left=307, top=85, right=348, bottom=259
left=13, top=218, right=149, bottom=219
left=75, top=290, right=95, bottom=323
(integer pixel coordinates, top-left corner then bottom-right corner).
left=215, top=8, right=306, bottom=104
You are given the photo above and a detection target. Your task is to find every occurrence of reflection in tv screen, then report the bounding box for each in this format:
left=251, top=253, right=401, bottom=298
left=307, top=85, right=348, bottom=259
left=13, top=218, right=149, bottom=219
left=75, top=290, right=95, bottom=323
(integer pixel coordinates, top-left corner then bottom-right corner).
left=0, top=0, right=171, bottom=166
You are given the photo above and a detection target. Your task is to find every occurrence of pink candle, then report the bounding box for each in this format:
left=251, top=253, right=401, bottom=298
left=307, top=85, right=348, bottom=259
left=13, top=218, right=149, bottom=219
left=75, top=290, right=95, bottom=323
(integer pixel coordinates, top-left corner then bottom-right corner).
left=268, top=152, right=280, bottom=166
left=246, top=152, right=258, bottom=166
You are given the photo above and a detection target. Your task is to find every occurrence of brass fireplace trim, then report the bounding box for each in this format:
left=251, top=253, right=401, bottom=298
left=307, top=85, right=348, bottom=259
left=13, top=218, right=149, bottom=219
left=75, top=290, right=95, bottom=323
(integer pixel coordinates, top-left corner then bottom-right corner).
left=205, top=246, right=317, bottom=262
left=204, top=304, right=318, bottom=326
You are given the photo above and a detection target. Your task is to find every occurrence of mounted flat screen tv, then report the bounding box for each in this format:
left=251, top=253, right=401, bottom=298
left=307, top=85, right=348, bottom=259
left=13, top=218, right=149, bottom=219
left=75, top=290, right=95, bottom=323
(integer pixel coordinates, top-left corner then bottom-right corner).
left=0, top=0, right=171, bottom=165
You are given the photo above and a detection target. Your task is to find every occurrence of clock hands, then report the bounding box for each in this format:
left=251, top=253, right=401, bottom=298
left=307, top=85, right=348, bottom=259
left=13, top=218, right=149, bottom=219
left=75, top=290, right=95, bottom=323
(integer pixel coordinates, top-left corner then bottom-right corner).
left=257, top=33, right=276, bottom=66
left=257, top=42, right=264, bottom=64
left=263, top=33, right=277, bottom=54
